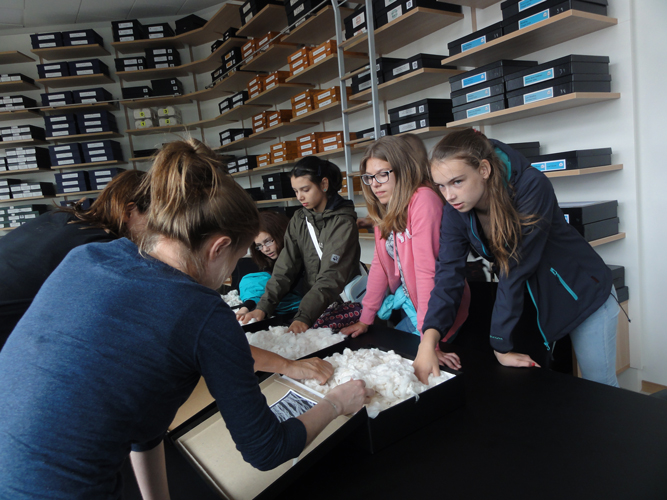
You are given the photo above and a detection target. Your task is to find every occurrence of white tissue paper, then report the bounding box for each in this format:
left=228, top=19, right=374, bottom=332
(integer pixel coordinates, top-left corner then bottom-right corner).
left=245, top=326, right=345, bottom=360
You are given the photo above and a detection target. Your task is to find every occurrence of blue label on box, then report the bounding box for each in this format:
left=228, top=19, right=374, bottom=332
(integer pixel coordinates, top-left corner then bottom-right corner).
left=564, top=214, right=570, bottom=223
left=466, top=87, right=491, bottom=102
left=523, top=68, right=554, bottom=86
left=462, top=72, right=487, bottom=89
left=532, top=159, right=566, bottom=172
left=519, top=9, right=550, bottom=29
left=461, top=35, right=486, bottom=52
left=523, top=87, right=553, bottom=104
left=466, top=104, right=491, bottom=118
left=519, top=0, right=546, bottom=12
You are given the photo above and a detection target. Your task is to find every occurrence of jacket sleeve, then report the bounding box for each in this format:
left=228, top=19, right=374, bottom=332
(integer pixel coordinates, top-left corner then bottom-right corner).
left=489, top=169, right=555, bottom=353
left=256, top=218, right=304, bottom=317
left=422, top=206, right=470, bottom=339
left=292, top=215, right=360, bottom=326
left=359, top=228, right=390, bottom=325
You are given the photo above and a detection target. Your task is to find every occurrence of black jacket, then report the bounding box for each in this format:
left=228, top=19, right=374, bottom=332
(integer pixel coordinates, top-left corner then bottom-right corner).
left=423, top=140, right=613, bottom=353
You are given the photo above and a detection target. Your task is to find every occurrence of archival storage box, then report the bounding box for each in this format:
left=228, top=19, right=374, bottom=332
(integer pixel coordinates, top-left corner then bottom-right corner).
left=529, top=148, right=611, bottom=172
left=452, top=94, right=506, bottom=122
left=502, top=0, right=607, bottom=35
left=559, top=200, right=617, bottom=225
left=608, top=264, right=625, bottom=289
left=448, top=21, right=503, bottom=55
left=504, top=54, right=610, bottom=92
left=508, top=141, right=541, bottom=158
left=506, top=73, right=611, bottom=108
left=500, top=0, right=607, bottom=20
left=451, top=77, right=505, bottom=108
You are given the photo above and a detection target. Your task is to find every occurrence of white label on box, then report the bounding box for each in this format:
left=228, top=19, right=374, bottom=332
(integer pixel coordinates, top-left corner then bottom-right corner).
left=393, top=63, right=410, bottom=76
left=45, top=72, right=63, bottom=78
left=62, top=173, right=78, bottom=178
left=77, top=70, right=94, bottom=75
left=118, top=21, right=133, bottom=28
left=38, top=34, right=55, bottom=40
left=62, top=180, right=79, bottom=186
left=358, top=80, right=372, bottom=92
left=79, top=91, right=97, bottom=97
left=54, top=145, right=70, bottom=151
left=76, top=62, right=93, bottom=67
left=153, top=48, right=167, bottom=55
left=243, top=2, right=251, bottom=13
left=91, top=156, right=109, bottom=162
left=85, top=121, right=102, bottom=126
left=44, top=64, right=61, bottom=70
left=314, top=53, right=328, bottom=64
left=94, top=170, right=111, bottom=176
left=523, top=68, right=555, bottom=86
left=269, top=119, right=279, bottom=127
left=466, top=104, right=491, bottom=118
left=519, top=9, right=550, bottom=29
left=149, top=34, right=164, bottom=39
left=324, top=144, right=339, bottom=151
left=56, top=153, right=73, bottom=159
left=49, top=93, right=66, bottom=100
left=59, top=159, right=75, bottom=165
left=52, top=131, right=69, bottom=136
left=398, top=107, right=417, bottom=118
left=148, top=26, right=164, bottom=32
left=352, top=13, right=365, bottom=29
left=96, top=176, right=112, bottom=183
left=255, top=126, right=265, bottom=132
left=318, top=90, right=332, bottom=100
left=50, top=115, right=68, bottom=122
left=266, top=82, right=276, bottom=90
left=88, top=142, right=104, bottom=148
left=319, top=98, right=333, bottom=107
left=52, top=123, right=70, bottom=129
left=294, top=3, right=305, bottom=15
left=399, top=121, right=417, bottom=133
left=323, top=136, right=339, bottom=144
left=296, top=108, right=309, bottom=117
left=69, top=32, right=87, bottom=37
left=387, top=5, right=403, bottom=22
left=245, top=12, right=254, bottom=23
left=86, top=127, right=103, bottom=133
left=64, top=187, right=82, bottom=193
left=119, top=36, right=135, bottom=42
left=293, top=66, right=305, bottom=75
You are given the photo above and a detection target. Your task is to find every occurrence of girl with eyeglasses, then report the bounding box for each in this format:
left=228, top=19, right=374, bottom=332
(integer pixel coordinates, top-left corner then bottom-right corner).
left=235, top=211, right=303, bottom=322
left=240, top=156, right=362, bottom=333
left=341, top=135, right=470, bottom=372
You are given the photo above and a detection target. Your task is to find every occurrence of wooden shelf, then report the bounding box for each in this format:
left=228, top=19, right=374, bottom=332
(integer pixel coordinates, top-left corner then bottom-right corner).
left=340, top=8, right=463, bottom=54
left=441, top=11, right=618, bottom=67
left=344, top=101, right=372, bottom=115
left=349, top=67, right=465, bottom=101
left=286, top=52, right=368, bottom=85
left=0, top=80, right=39, bottom=92
left=56, top=189, right=102, bottom=197
left=242, top=43, right=299, bottom=73
left=359, top=232, right=374, bottom=240
left=45, top=131, right=123, bottom=142
left=282, top=6, right=355, bottom=45
left=130, top=156, right=154, bottom=163
left=36, top=73, right=114, bottom=89
left=0, top=195, right=54, bottom=204
left=117, top=66, right=190, bottom=82
left=232, top=161, right=295, bottom=177
left=31, top=44, right=109, bottom=61
left=250, top=120, right=318, bottom=141
left=215, top=135, right=278, bottom=152
left=256, top=197, right=297, bottom=205
left=544, top=164, right=622, bottom=178
left=447, top=92, right=620, bottom=127
left=120, top=94, right=193, bottom=109
left=126, top=124, right=189, bottom=136
left=237, top=5, right=288, bottom=38
left=246, top=83, right=315, bottom=106
left=0, top=139, right=49, bottom=149
left=394, top=126, right=464, bottom=140
left=189, top=70, right=257, bottom=102
left=343, top=64, right=372, bottom=82
left=42, top=102, right=119, bottom=114
left=291, top=100, right=353, bottom=123
left=0, top=227, right=16, bottom=231
left=0, top=168, right=49, bottom=176
left=590, top=232, right=625, bottom=247
left=50, top=160, right=126, bottom=170
left=111, top=3, right=242, bottom=53
left=0, top=51, right=35, bottom=65
left=194, top=104, right=272, bottom=129
left=0, top=109, right=42, bottom=121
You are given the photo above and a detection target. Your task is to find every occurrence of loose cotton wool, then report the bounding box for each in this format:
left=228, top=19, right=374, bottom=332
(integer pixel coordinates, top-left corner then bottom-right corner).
left=302, top=348, right=454, bottom=418
left=221, top=290, right=243, bottom=307
left=246, top=326, right=346, bottom=360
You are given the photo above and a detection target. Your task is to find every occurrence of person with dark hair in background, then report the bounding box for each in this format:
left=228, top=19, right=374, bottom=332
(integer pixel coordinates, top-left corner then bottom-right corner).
left=240, top=155, right=361, bottom=333
left=0, top=169, right=149, bottom=349
left=0, top=139, right=372, bottom=499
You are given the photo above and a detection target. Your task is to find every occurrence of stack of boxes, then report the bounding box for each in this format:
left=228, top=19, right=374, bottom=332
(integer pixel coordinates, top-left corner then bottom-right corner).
left=0, top=95, right=37, bottom=112
left=89, top=167, right=125, bottom=191
left=55, top=170, right=91, bottom=194
left=291, top=89, right=316, bottom=118
left=36, top=59, right=110, bottom=79
left=263, top=172, right=293, bottom=200
left=237, top=155, right=258, bottom=173
left=286, top=0, right=327, bottom=26
left=77, top=110, right=118, bottom=135
left=115, top=56, right=147, bottom=72
left=317, top=131, right=355, bottom=153
left=269, top=141, right=299, bottom=164
left=121, top=85, right=152, bottom=100
left=30, top=32, right=64, bottom=49
left=49, top=144, right=84, bottom=167
left=223, top=46, right=243, bottom=72
left=145, top=22, right=175, bottom=39
left=529, top=147, right=612, bottom=173
left=608, top=265, right=629, bottom=303
left=350, top=57, right=402, bottom=95
left=155, top=106, right=182, bottom=127
left=388, top=98, right=454, bottom=135
left=252, top=111, right=269, bottom=133
left=313, top=86, right=347, bottom=110
left=0, top=205, right=48, bottom=229
left=288, top=47, right=311, bottom=77
left=133, top=108, right=158, bottom=129
left=3, top=147, right=50, bottom=171
left=500, top=0, right=607, bottom=35
left=219, top=128, right=252, bottom=146
left=82, top=140, right=124, bottom=164
left=30, top=29, right=103, bottom=48
left=241, top=39, right=259, bottom=65
left=296, top=131, right=328, bottom=157
left=309, top=40, right=336, bottom=66
left=36, top=61, right=69, bottom=79
left=45, top=114, right=78, bottom=137
left=266, top=109, right=292, bottom=129
left=340, top=175, right=362, bottom=195
left=144, top=47, right=180, bottom=69
left=559, top=200, right=619, bottom=242
left=0, top=125, right=46, bottom=143
left=263, top=71, right=290, bottom=92
left=41, top=88, right=113, bottom=107
left=218, top=91, right=248, bottom=115
left=151, top=77, right=184, bottom=96
left=248, top=75, right=264, bottom=99
left=133, top=106, right=182, bottom=129
left=112, top=20, right=146, bottom=42
left=6, top=179, right=55, bottom=199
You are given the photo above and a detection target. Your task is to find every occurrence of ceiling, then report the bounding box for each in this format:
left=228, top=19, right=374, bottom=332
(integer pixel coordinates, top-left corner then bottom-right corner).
left=0, top=0, right=227, bottom=31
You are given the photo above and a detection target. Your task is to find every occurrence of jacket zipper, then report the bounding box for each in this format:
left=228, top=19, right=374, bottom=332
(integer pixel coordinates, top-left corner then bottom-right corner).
left=550, top=268, right=579, bottom=300
left=469, top=214, right=490, bottom=258
left=526, top=282, right=551, bottom=351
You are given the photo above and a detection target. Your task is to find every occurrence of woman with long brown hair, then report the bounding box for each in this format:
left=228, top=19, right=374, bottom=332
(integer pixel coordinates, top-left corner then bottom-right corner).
left=341, top=135, right=470, bottom=372
left=0, top=139, right=372, bottom=499
left=421, top=128, right=619, bottom=387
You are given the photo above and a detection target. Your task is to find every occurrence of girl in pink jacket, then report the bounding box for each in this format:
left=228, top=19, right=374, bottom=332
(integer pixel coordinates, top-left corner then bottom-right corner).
left=341, top=135, right=470, bottom=371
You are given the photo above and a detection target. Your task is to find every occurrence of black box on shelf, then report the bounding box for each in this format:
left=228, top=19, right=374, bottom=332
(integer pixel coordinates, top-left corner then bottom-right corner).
left=45, top=120, right=78, bottom=138
left=448, top=21, right=503, bottom=55
left=356, top=124, right=391, bottom=140
left=344, top=7, right=367, bottom=39
left=390, top=113, right=453, bottom=135
left=89, top=168, right=125, bottom=190
left=244, top=187, right=265, bottom=201
left=175, top=14, right=207, bottom=34
left=223, top=27, right=241, bottom=41
left=151, top=77, right=184, bottom=96
left=502, top=0, right=607, bottom=35
left=559, top=200, right=617, bottom=226
left=55, top=170, right=90, bottom=188
left=49, top=143, right=84, bottom=166
left=62, top=29, right=103, bottom=46
left=220, top=128, right=253, bottom=145
left=607, top=264, right=625, bottom=289
left=121, top=86, right=153, bottom=100
left=145, top=23, right=175, bottom=39
left=5, top=147, right=50, bottom=169
left=82, top=140, right=123, bottom=163
left=0, top=74, right=35, bottom=86
left=112, top=20, right=145, bottom=42
left=146, top=54, right=181, bottom=69
left=262, top=172, right=290, bottom=185
left=224, top=47, right=243, bottom=65
left=30, top=32, right=64, bottom=49
left=264, top=183, right=294, bottom=199
left=567, top=216, right=619, bottom=241
left=0, top=95, right=37, bottom=111
left=504, top=55, right=610, bottom=92
left=452, top=94, right=506, bottom=122
left=210, top=65, right=228, bottom=84
left=451, top=77, right=506, bottom=107
left=67, top=59, right=110, bottom=77
left=237, top=155, right=259, bottom=172
left=388, top=98, right=453, bottom=124
left=37, top=62, right=70, bottom=79
left=386, top=53, right=449, bottom=82
left=218, top=97, right=233, bottom=114
left=41, top=91, right=74, bottom=107
left=211, top=40, right=224, bottom=53
left=231, top=91, right=248, bottom=107
left=72, top=87, right=113, bottom=104
left=76, top=110, right=118, bottom=134
left=506, top=73, right=611, bottom=108
left=10, top=182, right=56, bottom=198
left=529, top=148, right=612, bottom=172
left=449, top=59, right=537, bottom=93
left=500, top=0, right=607, bottom=20
left=351, top=57, right=403, bottom=95
left=1, top=125, right=46, bottom=142
left=508, top=141, right=541, bottom=158
left=616, top=285, right=629, bottom=302
left=115, top=56, right=147, bottom=72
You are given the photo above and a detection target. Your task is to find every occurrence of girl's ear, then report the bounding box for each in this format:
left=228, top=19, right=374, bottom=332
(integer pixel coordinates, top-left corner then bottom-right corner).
left=479, top=159, right=492, bottom=180
left=321, top=177, right=329, bottom=193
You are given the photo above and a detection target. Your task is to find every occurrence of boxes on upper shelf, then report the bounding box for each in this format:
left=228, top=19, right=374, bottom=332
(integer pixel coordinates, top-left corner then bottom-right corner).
left=350, top=57, right=403, bottom=95
left=387, top=53, right=451, bottom=83
left=0, top=125, right=46, bottom=142
left=266, top=109, right=292, bottom=128
left=49, top=143, right=84, bottom=166
left=175, top=14, right=207, bottom=35
left=88, top=167, right=125, bottom=191
left=237, top=155, right=258, bottom=172
left=529, top=148, right=612, bottom=172
left=151, top=77, right=184, bottom=97
left=112, top=20, right=146, bottom=42
left=145, top=23, right=175, bottom=39
left=37, top=62, right=70, bottom=79
left=76, top=110, right=118, bottom=134
left=449, top=59, right=538, bottom=93
left=145, top=47, right=181, bottom=69
left=220, top=128, right=253, bottom=146
left=68, top=59, right=110, bottom=77
left=122, top=86, right=153, bottom=100
left=504, top=55, right=610, bottom=92
left=356, top=124, right=391, bottom=140
left=505, top=73, right=611, bottom=108
left=388, top=98, right=454, bottom=135
left=0, top=95, right=37, bottom=112
left=73, top=87, right=113, bottom=104
left=81, top=140, right=123, bottom=164
left=448, top=21, right=503, bottom=55
left=502, top=0, right=608, bottom=35
left=4, top=147, right=50, bottom=170
left=30, top=32, right=64, bottom=49
left=559, top=200, right=618, bottom=241
left=9, top=181, right=56, bottom=199
left=41, top=91, right=74, bottom=108
left=62, top=29, right=103, bottom=46
left=115, top=56, right=147, bottom=72
left=55, top=170, right=91, bottom=194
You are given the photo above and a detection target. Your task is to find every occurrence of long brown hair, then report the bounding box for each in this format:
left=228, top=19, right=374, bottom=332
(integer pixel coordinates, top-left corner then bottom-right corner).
left=59, top=169, right=148, bottom=238
left=250, top=210, right=290, bottom=271
left=360, top=135, right=437, bottom=239
left=431, top=128, right=533, bottom=277
left=138, top=138, right=259, bottom=280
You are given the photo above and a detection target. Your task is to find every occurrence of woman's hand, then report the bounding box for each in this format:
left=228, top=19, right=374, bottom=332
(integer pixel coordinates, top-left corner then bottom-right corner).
left=436, top=350, right=462, bottom=371
left=494, top=351, right=541, bottom=368
left=241, top=309, right=266, bottom=325
left=325, top=379, right=375, bottom=416
left=235, top=307, right=250, bottom=321
left=288, top=320, right=309, bottom=334
left=412, top=329, right=442, bottom=384
left=283, top=358, right=334, bottom=385
left=340, top=321, right=369, bottom=338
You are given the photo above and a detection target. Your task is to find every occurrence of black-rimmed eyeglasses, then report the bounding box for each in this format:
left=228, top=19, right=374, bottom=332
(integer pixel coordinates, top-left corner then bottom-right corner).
left=255, top=238, right=274, bottom=251
left=361, top=170, right=393, bottom=185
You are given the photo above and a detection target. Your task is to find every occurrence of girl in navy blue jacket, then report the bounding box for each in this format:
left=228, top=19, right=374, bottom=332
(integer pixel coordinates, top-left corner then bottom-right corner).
left=416, top=128, right=619, bottom=387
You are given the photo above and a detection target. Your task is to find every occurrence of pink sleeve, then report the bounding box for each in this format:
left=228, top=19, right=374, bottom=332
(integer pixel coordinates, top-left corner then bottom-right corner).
left=359, top=228, right=390, bottom=326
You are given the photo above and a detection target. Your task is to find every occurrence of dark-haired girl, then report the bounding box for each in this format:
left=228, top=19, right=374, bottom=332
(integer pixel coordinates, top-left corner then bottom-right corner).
left=241, top=156, right=361, bottom=333
left=417, top=128, right=619, bottom=387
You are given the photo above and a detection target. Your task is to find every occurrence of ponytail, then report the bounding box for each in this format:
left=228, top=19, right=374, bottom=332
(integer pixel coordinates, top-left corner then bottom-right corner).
left=290, top=156, right=342, bottom=196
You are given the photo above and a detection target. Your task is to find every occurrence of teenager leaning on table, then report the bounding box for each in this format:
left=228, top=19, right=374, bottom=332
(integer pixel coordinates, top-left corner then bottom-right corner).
left=417, top=128, right=619, bottom=387
left=341, top=135, right=470, bottom=372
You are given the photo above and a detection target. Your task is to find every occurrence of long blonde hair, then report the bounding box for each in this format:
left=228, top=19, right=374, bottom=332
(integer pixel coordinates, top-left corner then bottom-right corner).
left=431, top=128, right=535, bottom=277
left=138, top=138, right=259, bottom=280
